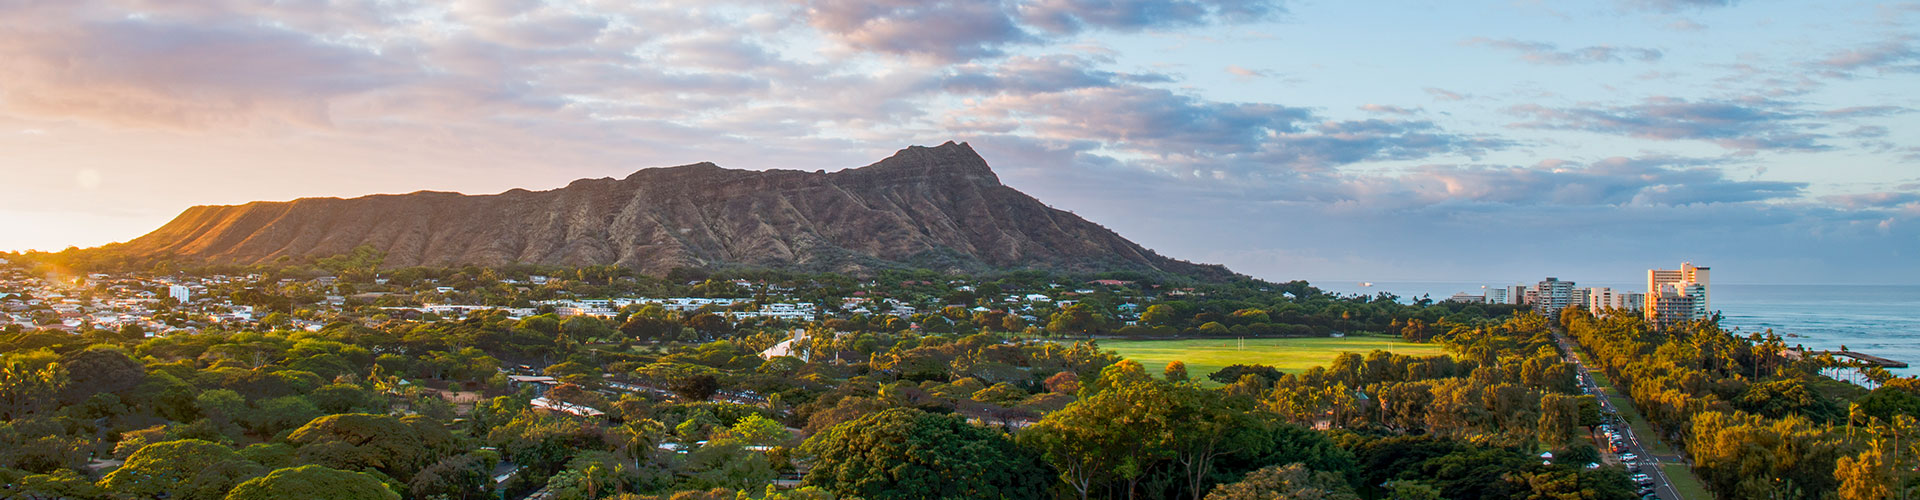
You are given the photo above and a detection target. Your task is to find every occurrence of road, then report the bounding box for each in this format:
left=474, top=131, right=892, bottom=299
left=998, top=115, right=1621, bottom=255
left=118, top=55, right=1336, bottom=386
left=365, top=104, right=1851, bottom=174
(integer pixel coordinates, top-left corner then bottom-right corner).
left=1551, top=330, right=1687, bottom=500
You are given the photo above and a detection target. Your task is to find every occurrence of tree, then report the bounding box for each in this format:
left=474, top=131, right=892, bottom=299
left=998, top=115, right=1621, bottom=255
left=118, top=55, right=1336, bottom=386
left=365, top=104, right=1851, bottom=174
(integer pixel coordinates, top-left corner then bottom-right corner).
left=98, top=439, right=267, bottom=500
left=1164, top=361, right=1190, bottom=383
left=312, top=383, right=380, bottom=414
left=225, top=465, right=400, bottom=500
left=561, top=316, right=614, bottom=343
left=487, top=411, right=611, bottom=481
left=248, top=395, right=322, bottom=437
left=801, top=408, right=1048, bottom=500
left=197, top=388, right=249, bottom=428
left=58, top=346, right=146, bottom=402
left=1536, top=393, right=1580, bottom=445
left=1047, top=304, right=1109, bottom=337
left=287, top=413, right=459, bottom=483
left=1024, top=363, right=1177, bottom=499
left=410, top=453, right=497, bottom=500
left=1209, top=364, right=1282, bottom=385
left=0, top=360, right=65, bottom=421
left=640, top=362, right=722, bottom=401
left=1204, top=463, right=1359, bottom=500
left=685, top=313, right=733, bottom=339
left=714, top=413, right=791, bottom=448
left=1835, top=446, right=1892, bottom=500
left=684, top=442, right=777, bottom=491
left=1141, top=305, right=1178, bottom=327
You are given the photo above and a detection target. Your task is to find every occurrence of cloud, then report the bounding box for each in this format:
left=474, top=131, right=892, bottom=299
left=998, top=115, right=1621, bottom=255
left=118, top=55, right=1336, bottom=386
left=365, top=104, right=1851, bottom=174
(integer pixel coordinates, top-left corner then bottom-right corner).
left=1667, top=19, right=1708, bottom=31
left=1017, top=0, right=1284, bottom=34
left=799, top=0, right=1285, bottom=62
left=1844, top=125, right=1891, bottom=138
left=1294, top=155, right=1803, bottom=208
left=1506, top=97, right=1832, bottom=151
left=1359, top=104, right=1420, bottom=115
left=934, top=54, right=1174, bottom=94
left=1464, top=37, right=1663, bottom=65
left=1822, top=191, right=1920, bottom=209
left=1424, top=88, right=1468, bottom=101
left=1615, top=0, right=1737, bottom=13
left=1225, top=65, right=1268, bottom=79
left=0, top=15, right=412, bottom=127
left=801, top=0, right=1034, bottom=62
left=951, top=79, right=1511, bottom=175
left=1812, top=37, right=1920, bottom=74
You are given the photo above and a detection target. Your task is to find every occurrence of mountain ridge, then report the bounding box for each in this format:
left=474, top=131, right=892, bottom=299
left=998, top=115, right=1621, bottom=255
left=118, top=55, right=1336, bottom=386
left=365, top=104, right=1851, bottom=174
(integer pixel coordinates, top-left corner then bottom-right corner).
left=107, top=142, right=1236, bottom=280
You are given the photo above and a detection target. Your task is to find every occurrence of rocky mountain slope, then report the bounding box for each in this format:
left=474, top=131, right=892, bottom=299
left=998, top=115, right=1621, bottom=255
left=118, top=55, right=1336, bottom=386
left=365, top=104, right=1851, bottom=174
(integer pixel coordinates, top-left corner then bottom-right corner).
left=112, top=142, right=1233, bottom=279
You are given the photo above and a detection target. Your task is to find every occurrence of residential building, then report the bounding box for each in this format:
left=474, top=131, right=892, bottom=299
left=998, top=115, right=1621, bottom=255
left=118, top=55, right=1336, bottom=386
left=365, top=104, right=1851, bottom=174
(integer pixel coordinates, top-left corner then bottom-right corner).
left=1533, top=277, right=1575, bottom=316
left=1445, top=292, right=1485, bottom=304
left=169, top=285, right=191, bottom=303
left=1585, top=287, right=1644, bottom=313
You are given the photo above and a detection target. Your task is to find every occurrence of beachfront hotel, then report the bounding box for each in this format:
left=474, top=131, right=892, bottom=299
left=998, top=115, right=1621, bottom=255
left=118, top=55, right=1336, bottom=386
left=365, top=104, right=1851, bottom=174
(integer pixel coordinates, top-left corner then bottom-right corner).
left=1646, top=262, right=1711, bottom=328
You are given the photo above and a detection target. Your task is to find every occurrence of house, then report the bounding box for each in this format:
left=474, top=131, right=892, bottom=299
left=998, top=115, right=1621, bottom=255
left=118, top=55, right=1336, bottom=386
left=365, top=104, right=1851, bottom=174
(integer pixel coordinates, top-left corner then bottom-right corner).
left=507, top=375, right=558, bottom=394
left=530, top=397, right=604, bottom=418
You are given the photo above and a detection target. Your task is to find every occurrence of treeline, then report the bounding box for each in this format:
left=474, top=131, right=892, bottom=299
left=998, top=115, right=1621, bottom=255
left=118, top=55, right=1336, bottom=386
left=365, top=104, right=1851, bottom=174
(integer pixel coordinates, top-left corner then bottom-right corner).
left=1562, top=307, right=1917, bottom=499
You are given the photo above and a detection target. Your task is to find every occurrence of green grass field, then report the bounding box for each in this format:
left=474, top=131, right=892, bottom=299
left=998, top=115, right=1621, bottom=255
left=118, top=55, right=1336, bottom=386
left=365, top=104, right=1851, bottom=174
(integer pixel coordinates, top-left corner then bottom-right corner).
left=1661, top=463, right=1711, bottom=500
left=1100, top=336, right=1446, bottom=384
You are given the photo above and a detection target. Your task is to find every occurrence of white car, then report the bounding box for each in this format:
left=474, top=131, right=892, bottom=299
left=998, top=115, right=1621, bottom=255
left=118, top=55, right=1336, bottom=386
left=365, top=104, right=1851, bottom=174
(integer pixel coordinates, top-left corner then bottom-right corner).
left=1621, top=453, right=1640, bottom=462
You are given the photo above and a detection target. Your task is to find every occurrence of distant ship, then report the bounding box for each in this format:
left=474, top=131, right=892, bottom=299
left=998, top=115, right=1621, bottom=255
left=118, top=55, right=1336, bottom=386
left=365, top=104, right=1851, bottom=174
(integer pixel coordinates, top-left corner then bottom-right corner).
left=1359, top=282, right=1373, bottom=287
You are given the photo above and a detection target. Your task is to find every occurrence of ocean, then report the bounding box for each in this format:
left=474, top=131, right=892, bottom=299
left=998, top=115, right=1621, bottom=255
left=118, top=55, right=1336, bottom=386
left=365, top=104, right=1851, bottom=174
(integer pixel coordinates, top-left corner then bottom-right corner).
left=1314, top=281, right=1920, bottom=376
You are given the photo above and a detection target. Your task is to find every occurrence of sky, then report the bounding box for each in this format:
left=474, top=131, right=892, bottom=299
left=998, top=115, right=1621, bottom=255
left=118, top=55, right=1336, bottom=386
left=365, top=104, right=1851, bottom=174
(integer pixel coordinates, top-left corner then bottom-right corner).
left=1, top=0, right=1917, bottom=285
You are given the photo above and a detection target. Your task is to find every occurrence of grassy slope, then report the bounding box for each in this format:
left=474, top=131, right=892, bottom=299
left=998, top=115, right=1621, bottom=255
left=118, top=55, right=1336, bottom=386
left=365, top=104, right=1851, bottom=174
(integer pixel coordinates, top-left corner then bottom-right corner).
left=1099, top=335, right=1445, bottom=385
left=1663, top=463, right=1712, bottom=500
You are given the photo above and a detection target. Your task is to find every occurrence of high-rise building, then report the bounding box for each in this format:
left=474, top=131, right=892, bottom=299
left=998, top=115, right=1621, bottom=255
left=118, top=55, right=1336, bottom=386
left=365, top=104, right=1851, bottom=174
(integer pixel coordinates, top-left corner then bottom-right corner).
left=1486, top=287, right=1509, bottom=305
left=1533, top=277, right=1575, bottom=316
left=1646, top=262, right=1711, bottom=327
left=169, top=285, right=191, bottom=303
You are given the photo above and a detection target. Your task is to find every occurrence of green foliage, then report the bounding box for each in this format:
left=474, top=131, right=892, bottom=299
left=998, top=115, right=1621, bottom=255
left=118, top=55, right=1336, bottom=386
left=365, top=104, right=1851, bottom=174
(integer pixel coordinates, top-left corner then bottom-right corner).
left=409, top=452, right=497, bottom=500
left=802, top=408, right=1048, bottom=499
left=1203, top=463, right=1359, bottom=500
left=312, top=383, right=381, bottom=414
left=286, top=413, right=459, bottom=483
left=99, top=439, right=267, bottom=500
left=0, top=468, right=107, bottom=498
left=58, top=345, right=146, bottom=402
left=0, top=416, right=92, bottom=473
left=1208, top=364, right=1282, bottom=385
left=487, top=410, right=611, bottom=482
left=225, top=464, right=401, bottom=500
left=0, top=359, right=67, bottom=421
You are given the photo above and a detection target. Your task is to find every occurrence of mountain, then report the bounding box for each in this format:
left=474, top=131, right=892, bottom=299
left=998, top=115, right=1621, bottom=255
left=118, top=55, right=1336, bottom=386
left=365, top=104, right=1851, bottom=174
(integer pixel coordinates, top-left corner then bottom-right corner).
left=110, top=142, right=1235, bottom=279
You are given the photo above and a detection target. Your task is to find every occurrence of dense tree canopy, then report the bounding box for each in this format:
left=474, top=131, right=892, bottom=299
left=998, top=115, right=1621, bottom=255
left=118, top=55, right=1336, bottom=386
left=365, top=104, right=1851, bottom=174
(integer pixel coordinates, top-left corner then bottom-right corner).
left=801, top=408, right=1049, bottom=499
left=224, top=465, right=400, bottom=500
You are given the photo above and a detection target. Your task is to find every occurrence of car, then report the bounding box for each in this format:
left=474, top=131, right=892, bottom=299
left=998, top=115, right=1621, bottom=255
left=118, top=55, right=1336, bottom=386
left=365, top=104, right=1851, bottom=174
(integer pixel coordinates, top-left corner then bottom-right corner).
left=1621, top=453, right=1640, bottom=462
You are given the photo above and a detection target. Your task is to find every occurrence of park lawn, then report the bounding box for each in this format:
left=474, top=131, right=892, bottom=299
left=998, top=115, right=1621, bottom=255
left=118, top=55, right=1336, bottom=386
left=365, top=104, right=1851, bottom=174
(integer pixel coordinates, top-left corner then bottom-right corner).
left=1100, top=335, right=1445, bottom=385
left=1662, top=463, right=1711, bottom=500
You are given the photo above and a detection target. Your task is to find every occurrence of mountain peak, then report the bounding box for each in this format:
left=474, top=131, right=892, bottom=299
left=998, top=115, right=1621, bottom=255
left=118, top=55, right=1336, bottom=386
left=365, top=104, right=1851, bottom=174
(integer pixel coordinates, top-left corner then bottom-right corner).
left=111, top=143, right=1233, bottom=279
left=842, top=141, right=1000, bottom=185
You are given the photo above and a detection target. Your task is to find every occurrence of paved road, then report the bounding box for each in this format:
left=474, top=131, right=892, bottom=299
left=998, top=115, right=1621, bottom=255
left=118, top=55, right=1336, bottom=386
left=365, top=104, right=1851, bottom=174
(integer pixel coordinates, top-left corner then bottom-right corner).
left=1552, top=331, right=1687, bottom=500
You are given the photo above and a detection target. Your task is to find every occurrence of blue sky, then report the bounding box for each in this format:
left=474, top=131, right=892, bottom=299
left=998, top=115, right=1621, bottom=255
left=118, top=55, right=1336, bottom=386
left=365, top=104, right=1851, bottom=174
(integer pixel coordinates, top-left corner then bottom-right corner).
left=0, top=0, right=1915, bottom=284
